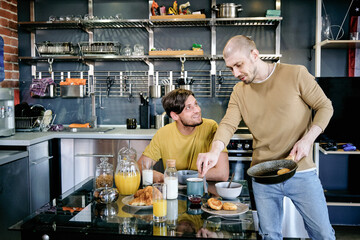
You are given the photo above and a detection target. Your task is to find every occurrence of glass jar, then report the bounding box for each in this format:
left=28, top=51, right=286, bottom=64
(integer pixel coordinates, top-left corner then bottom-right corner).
left=133, top=44, right=144, bottom=56
left=95, top=157, right=114, bottom=190
left=122, top=44, right=132, bottom=56
left=115, top=147, right=141, bottom=195
left=164, top=159, right=178, bottom=199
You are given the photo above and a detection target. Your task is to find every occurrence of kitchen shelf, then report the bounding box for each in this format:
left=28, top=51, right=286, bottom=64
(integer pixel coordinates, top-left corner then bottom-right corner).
left=313, top=39, right=360, bottom=49
left=149, top=18, right=210, bottom=27
left=18, top=17, right=282, bottom=31
left=19, top=54, right=281, bottom=63
left=213, top=54, right=282, bottom=61
left=18, top=21, right=81, bottom=31
left=81, top=19, right=148, bottom=29
left=319, top=146, right=360, bottom=155
left=214, top=17, right=282, bottom=26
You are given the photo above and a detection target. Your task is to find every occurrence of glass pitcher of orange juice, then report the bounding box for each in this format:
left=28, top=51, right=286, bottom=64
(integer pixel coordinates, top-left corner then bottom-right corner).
left=115, top=147, right=141, bottom=195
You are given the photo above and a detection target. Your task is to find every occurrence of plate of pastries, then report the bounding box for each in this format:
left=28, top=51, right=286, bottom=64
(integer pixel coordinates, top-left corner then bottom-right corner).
left=201, top=198, right=249, bottom=216
left=122, top=186, right=155, bottom=210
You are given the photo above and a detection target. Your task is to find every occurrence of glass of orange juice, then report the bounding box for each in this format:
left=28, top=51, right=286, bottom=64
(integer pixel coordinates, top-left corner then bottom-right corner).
left=153, top=183, right=167, bottom=222
left=153, top=222, right=167, bottom=236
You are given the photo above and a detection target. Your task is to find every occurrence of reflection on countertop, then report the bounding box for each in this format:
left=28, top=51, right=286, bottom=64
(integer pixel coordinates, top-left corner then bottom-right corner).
left=10, top=179, right=257, bottom=239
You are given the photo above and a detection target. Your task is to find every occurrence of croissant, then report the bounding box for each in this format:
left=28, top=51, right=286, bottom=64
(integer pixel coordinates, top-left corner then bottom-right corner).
left=129, top=186, right=155, bottom=206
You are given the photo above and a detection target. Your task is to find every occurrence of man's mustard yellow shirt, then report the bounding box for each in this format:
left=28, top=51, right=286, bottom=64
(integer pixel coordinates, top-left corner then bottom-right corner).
left=143, top=118, right=226, bottom=170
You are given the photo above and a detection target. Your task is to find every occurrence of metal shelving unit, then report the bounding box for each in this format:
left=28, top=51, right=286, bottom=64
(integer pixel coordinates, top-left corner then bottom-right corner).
left=19, top=17, right=282, bottom=31
left=313, top=0, right=360, bottom=210
left=19, top=0, right=282, bottom=98
left=18, top=17, right=282, bottom=63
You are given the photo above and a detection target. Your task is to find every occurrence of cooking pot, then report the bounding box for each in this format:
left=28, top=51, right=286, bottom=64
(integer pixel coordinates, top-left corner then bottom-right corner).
left=247, top=156, right=298, bottom=184
left=212, top=3, right=243, bottom=18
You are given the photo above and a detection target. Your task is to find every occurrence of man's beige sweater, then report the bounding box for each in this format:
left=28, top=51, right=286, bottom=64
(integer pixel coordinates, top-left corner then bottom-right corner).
left=214, top=63, right=334, bottom=171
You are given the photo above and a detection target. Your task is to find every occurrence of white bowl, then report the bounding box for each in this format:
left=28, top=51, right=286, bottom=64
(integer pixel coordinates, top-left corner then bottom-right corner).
left=215, top=182, right=243, bottom=199
left=178, top=170, right=198, bottom=185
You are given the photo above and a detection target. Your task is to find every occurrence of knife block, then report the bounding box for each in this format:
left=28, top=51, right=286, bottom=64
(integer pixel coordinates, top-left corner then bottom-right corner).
left=139, top=105, right=150, bottom=129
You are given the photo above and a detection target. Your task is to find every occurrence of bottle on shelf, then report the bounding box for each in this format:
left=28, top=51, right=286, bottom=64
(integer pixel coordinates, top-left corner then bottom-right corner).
left=164, top=159, right=178, bottom=199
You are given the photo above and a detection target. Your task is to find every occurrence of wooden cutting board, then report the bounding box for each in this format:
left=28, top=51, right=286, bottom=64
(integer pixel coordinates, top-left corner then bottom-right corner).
left=150, top=14, right=206, bottom=20
left=149, top=50, right=204, bottom=56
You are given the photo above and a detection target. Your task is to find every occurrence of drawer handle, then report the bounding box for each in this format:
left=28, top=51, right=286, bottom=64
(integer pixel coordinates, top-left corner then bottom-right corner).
left=30, top=156, right=53, bottom=165
left=74, top=154, right=114, bottom=158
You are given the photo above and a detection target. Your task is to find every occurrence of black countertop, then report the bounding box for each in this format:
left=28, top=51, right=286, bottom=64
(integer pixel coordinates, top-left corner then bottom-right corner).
left=10, top=180, right=257, bottom=240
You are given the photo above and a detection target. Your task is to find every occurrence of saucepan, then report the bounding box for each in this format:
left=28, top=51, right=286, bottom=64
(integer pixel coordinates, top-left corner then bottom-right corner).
left=212, top=3, right=243, bottom=18
left=247, top=156, right=298, bottom=184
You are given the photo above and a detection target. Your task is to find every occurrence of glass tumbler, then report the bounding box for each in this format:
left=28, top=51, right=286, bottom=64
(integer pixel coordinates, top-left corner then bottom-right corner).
left=142, top=158, right=153, bottom=187
left=153, top=183, right=167, bottom=222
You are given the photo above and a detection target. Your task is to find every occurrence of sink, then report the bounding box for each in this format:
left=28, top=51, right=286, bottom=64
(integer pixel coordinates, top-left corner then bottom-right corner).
left=63, top=127, right=115, bottom=133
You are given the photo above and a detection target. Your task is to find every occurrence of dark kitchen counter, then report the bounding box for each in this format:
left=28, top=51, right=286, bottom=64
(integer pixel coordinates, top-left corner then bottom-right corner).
left=10, top=180, right=257, bottom=240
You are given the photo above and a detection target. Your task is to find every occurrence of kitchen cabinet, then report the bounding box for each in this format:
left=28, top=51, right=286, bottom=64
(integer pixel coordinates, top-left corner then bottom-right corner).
left=18, top=0, right=282, bottom=98
left=317, top=146, right=360, bottom=225
left=28, top=141, right=51, bottom=213
left=0, top=153, right=30, bottom=240
left=60, top=138, right=150, bottom=195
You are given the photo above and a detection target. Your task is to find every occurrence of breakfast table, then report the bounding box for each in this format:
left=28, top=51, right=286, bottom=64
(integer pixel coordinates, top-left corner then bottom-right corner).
left=10, top=179, right=258, bottom=239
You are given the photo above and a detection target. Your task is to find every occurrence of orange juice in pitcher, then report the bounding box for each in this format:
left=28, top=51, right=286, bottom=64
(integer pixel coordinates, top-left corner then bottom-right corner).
left=115, top=172, right=140, bottom=195
left=115, top=147, right=140, bottom=195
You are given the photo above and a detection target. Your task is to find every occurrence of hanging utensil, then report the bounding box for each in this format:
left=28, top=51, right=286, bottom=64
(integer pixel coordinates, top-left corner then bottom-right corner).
left=48, top=58, right=54, bottom=75
left=180, top=56, right=186, bottom=78
left=128, top=83, right=133, bottom=102
left=106, top=76, right=114, bottom=97
left=218, top=71, right=224, bottom=91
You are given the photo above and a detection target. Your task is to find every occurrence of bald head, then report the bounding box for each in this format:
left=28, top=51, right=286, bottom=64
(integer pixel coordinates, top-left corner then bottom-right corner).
left=223, top=35, right=257, bottom=59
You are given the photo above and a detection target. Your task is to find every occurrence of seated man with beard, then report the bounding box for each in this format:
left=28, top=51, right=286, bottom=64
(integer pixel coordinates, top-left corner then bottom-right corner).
left=137, top=89, right=229, bottom=183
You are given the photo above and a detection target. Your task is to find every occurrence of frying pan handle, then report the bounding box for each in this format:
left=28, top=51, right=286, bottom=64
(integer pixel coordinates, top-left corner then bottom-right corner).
left=285, top=155, right=295, bottom=161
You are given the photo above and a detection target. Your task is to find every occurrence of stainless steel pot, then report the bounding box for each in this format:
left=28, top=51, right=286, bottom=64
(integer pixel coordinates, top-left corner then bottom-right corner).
left=150, top=85, right=162, bottom=98
left=212, top=3, right=243, bottom=18
left=164, top=85, right=175, bottom=95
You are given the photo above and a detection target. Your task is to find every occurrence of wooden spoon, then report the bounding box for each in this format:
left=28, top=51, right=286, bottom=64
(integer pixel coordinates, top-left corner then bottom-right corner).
left=227, top=172, right=235, bottom=188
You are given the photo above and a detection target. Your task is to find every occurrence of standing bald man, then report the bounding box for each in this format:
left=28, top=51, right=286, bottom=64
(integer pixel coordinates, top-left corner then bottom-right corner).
left=197, top=35, right=335, bottom=239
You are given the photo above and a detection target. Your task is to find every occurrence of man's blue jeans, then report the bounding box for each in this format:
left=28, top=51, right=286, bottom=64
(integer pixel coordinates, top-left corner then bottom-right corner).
left=252, top=170, right=336, bottom=240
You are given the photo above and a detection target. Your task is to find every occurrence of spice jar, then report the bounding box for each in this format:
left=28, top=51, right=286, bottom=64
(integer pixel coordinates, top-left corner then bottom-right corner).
left=94, top=157, right=118, bottom=203
left=95, top=157, right=114, bottom=190
left=115, top=147, right=141, bottom=195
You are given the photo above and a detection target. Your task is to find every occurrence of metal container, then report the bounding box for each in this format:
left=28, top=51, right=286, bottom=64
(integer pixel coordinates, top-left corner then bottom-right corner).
left=155, top=112, right=166, bottom=129
left=213, top=3, right=243, bottom=18
left=150, top=85, right=162, bottom=98
left=35, top=41, right=76, bottom=55
left=164, top=85, right=175, bottom=95
left=179, top=85, right=192, bottom=91
left=60, top=85, right=85, bottom=98
left=0, top=88, right=15, bottom=136
left=79, top=41, right=120, bottom=55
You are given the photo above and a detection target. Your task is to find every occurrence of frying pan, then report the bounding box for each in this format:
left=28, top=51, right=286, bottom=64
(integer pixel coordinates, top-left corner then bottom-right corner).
left=247, top=157, right=298, bottom=184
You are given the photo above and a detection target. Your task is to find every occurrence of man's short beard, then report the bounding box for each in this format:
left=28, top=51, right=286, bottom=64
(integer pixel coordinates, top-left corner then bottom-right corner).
left=181, top=118, right=203, bottom=127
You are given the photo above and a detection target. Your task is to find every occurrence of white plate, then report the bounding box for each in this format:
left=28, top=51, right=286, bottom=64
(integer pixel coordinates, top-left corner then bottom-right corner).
left=201, top=201, right=249, bottom=217
left=122, top=195, right=153, bottom=210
